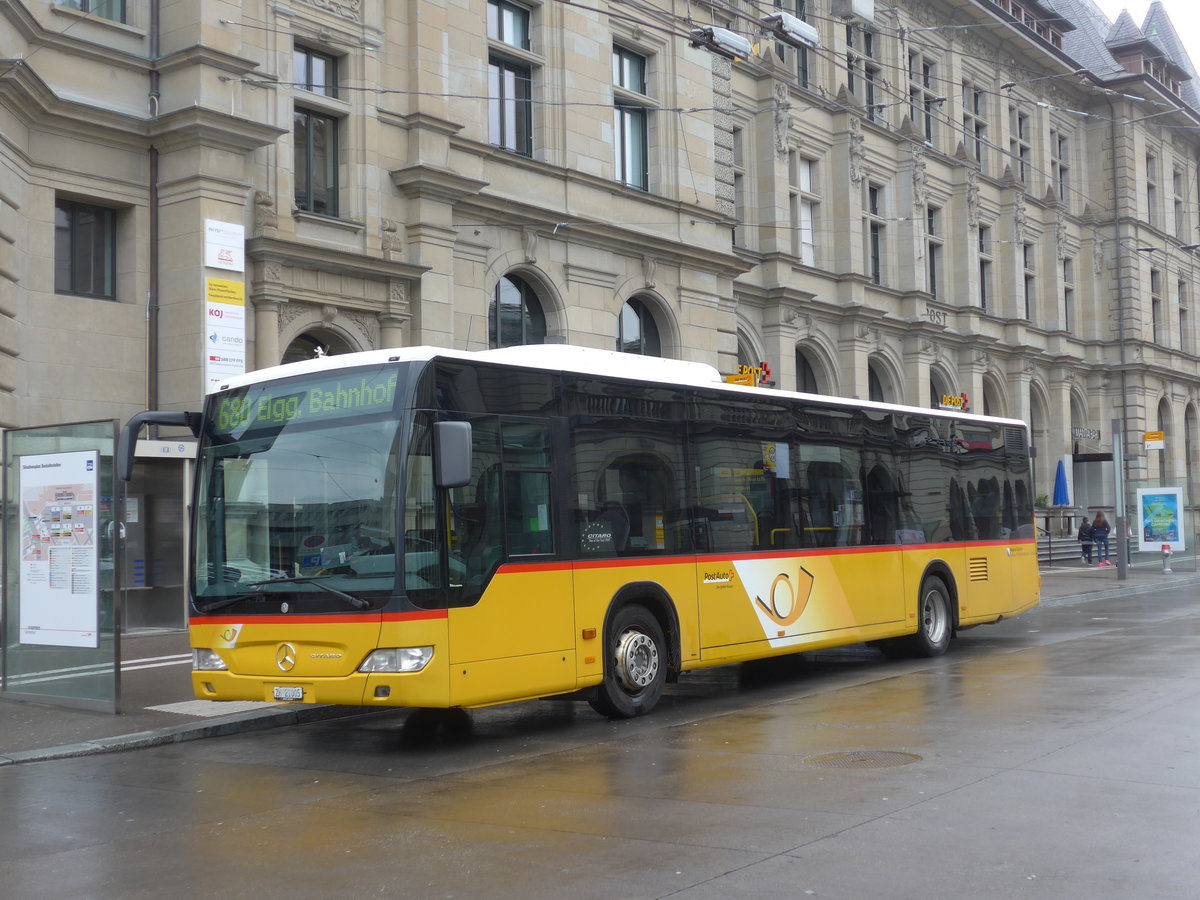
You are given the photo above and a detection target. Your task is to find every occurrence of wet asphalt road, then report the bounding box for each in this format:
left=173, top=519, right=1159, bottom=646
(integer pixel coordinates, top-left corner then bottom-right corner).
left=2, top=585, right=1199, bottom=899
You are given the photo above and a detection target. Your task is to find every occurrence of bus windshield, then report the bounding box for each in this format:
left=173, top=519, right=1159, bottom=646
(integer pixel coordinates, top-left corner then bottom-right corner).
left=193, top=365, right=407, bottom=613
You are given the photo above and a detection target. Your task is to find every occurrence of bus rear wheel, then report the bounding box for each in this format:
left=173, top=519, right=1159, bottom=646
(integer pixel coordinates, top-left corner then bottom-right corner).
left=910, top=575, right=952, bottom=657
left=588, top=604, right=666, bottom=719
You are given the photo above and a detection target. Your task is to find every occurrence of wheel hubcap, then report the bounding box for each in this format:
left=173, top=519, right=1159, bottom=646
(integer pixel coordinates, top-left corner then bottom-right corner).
left=614, top=630, right=659, bottom=691
left=922, top=590, right=948, bottom=644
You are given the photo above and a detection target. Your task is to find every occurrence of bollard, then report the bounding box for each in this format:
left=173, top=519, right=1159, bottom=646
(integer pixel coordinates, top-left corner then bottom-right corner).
left=1162, top=543, right=1173, bottom=574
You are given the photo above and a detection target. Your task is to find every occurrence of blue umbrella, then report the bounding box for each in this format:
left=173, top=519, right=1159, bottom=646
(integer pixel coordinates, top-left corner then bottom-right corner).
left=1052, top=458, right=1070, bottom=506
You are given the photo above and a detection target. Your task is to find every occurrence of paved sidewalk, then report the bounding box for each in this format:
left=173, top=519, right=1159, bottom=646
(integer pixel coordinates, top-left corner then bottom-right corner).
left=2, top=561, right=1196, bottom=766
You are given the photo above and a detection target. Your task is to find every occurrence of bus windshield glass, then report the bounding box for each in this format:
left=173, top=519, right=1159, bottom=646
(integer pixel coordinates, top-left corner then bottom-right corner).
left=193, top=365, right=407, bottom=613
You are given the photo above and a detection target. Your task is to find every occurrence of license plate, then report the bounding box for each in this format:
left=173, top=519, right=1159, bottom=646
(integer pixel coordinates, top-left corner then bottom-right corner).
left=273, top=686, right=304, bottom=701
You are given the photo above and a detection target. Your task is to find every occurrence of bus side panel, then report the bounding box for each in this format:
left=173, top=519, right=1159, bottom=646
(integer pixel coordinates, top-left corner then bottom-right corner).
left=954, top=539, right=1040, bottom=625
left=1008, top=539, right=1041, bottom=615
left=959, top=541, right=1020, bottom=624
left=900, top=545, right=965, bottom=632
left=571, top=558, right=699, bottom=686
left=447, top=566, right=575, bottom=706
left=697, top=548, right=906, bottom=663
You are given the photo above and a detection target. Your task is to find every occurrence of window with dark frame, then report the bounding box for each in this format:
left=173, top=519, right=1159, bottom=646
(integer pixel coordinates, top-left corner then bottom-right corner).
left=294, top=46, right=337, bottom=97
left=618, top=297, right=662, bottom=356
left=926, top=205, right=942, bottom=299
left=489, top=273, right=547, bottom=348
left=55, top=198, right=116, bottom=299
left=908, top=52, right=938, bottom=144
left=1009, top=106, right=1030, bottom=184
left=294, top=108, right=338, bottom=215
left=962, top=80, right=988, bottom=168
left=978, top=225, right=993, bottom=312
left=488, top=0, right=534, bottom=157
left=866, top=184, right=885, bottom=285
left=59, top=0, right=124, bottom=22
left=1063, top=257, right=1074, bottom=332
left=1022, top=242, right=1035, bottom=320
left=614, top=44, right=650, bottom=191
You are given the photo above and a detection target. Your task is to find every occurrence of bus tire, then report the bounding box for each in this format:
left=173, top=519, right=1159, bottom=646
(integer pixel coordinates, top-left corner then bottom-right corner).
left=588, top=604, right=666, bottom=719
left=909, top=575, right=953, bottom=657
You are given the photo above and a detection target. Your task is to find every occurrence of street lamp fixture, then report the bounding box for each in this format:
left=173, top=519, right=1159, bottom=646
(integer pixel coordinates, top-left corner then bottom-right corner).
left=689, top=26, right=753, bottom=61
left=762, top=12, right=821, bottom=49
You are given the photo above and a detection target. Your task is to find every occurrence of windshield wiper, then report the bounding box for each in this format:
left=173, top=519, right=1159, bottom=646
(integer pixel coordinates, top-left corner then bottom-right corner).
left=196, top=593, right=262, bottom=614
left=246, top=576, right=372, bottom=610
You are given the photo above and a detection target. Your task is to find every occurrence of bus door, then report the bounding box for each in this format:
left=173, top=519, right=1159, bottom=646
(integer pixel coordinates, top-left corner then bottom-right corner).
left=954, top=428, right=1032, bottom=621
left=444, top=416, right=575, bottom=706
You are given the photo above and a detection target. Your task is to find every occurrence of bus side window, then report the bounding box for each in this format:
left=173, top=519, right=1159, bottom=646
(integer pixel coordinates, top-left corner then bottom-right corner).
left=501, top=420, right=554, bottom=556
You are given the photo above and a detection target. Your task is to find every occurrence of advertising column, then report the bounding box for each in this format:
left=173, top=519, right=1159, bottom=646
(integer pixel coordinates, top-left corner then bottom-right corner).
left=203, top=220, right=247, bottom=393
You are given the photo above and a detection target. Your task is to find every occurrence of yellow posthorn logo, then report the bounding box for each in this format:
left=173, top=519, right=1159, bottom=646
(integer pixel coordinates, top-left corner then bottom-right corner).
left=755, top=568, right=814, bottom=626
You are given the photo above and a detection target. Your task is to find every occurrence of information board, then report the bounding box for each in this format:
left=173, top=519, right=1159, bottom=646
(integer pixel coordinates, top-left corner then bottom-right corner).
left=18, top=450, right=100, bottom=648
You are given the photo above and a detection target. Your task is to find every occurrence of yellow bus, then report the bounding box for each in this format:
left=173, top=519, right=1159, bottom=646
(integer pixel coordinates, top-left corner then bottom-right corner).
left=119, top=345, right=1039, bottom=718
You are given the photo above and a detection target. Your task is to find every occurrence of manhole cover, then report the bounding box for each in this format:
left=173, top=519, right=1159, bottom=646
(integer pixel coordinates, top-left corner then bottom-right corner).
left=803, top=750, right=922, bottom=769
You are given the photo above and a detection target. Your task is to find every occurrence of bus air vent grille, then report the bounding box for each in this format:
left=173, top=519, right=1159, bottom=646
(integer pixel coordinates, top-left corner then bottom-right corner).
left=969, top=557, right=989, bottom=581
left=1004, top=426, right=1028, bottom=454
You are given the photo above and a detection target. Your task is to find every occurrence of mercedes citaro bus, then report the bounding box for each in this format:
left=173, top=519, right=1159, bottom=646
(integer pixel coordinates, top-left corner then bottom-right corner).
left=119, top=344, right=1039, bottom=718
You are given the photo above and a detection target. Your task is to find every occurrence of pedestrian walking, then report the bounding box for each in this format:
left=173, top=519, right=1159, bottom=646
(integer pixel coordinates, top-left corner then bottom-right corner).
left=1092, top=511, right=1112, bottom=566
left=1077, top=516, right=1094, bottom=564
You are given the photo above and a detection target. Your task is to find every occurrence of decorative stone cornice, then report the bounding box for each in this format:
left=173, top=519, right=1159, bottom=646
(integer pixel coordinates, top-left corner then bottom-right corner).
left=247, top=236, right=428, bottom=285
left=149, top=106, right=286, bottom=154
left=156, top=45, right=263, bottom=78
left=389, top=165, right=489, bottom=203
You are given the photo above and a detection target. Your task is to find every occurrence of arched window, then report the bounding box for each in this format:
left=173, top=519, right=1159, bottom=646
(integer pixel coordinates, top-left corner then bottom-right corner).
left=796, top=350, right=819, bottom=394
left=490, top=274, right=546, bottom=348
left=868, top=362, right=886, bottom=403
left=929, top=372, right=951, bottom=410
left=737, top=332, right=757, bottom=369
left=617, top=297, right=661, bottom=356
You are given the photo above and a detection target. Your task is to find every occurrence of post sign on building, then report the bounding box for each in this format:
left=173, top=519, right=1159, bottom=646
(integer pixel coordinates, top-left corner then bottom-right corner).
left=1144, top=431, right=1165, bottom=451
left=204, top=219, right=245, bottom=272
left=938, top=392, right=969, bottom=411
left=203, top=220, right=247, bottom=393
left=204, top=277, right=247, bottom=392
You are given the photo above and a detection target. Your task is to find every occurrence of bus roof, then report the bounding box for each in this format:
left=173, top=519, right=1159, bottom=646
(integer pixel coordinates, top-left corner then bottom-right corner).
left=210, top=344, right=1027, bottom=430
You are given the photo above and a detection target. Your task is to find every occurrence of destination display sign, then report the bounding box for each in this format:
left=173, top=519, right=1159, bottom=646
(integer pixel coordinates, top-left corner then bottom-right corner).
left=210, top=367, right=400, bottom=435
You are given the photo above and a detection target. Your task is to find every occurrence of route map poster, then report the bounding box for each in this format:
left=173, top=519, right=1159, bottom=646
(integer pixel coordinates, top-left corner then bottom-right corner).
left=18, top=450, right=100, bottom=648
left=1136, top=487, right=1185, bottom=554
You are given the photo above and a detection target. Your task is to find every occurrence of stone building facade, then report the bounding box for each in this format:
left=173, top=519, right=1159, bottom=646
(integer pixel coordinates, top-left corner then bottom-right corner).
left=2, top=0, right=1199, bottom=621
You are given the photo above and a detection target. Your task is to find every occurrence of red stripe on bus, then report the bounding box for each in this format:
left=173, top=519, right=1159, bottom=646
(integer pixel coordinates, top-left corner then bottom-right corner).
left=190, top=609, right=448, bottom=626
left=526, top=539, right=1038, bottom=573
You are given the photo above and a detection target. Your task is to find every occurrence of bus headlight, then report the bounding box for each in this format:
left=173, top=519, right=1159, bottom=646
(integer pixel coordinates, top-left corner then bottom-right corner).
left=193, top=648, right=228, bottom=671
left=359, top=647, right=434, bottom=673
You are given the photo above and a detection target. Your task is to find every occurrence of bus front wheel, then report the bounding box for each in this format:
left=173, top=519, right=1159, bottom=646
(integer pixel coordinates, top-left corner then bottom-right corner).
left=911, top=575, right=952, bottom=657
left=588, top=604, right=666, bottom=719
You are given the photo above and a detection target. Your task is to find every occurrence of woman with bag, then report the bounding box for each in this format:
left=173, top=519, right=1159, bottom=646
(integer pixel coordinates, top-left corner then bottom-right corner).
left=1077, top=517, right=1094, bottom=565
left=1092, top=511, right=1112, bottom=567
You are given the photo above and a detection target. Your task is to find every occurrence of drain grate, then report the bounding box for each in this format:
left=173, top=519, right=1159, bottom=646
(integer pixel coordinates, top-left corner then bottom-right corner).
left=803, top=750, right=922, bottom=769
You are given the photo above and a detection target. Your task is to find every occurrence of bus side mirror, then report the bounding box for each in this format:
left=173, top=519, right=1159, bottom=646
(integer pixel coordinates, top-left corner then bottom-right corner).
left=434, top=421, right=472, bottom=488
